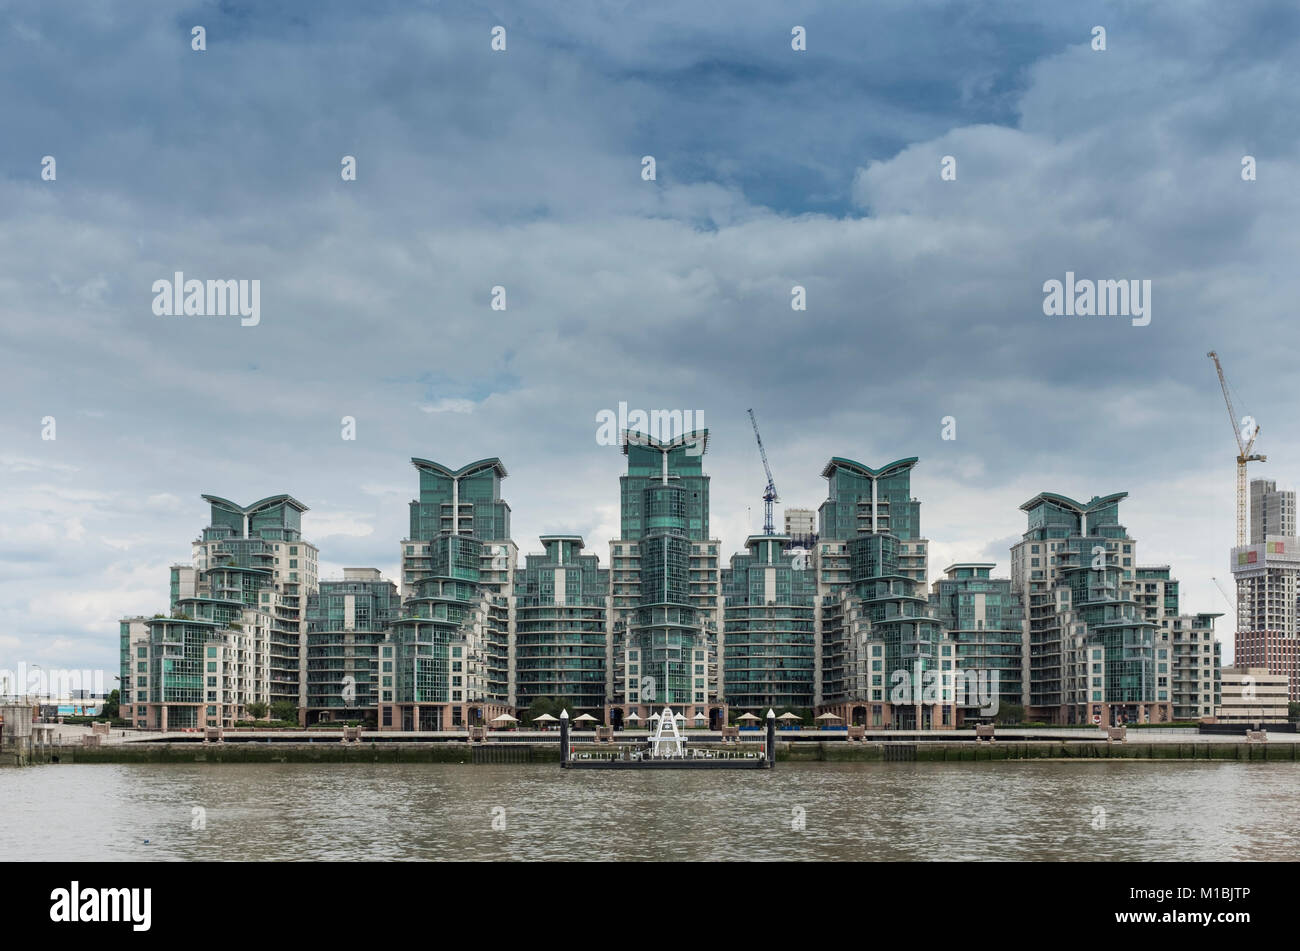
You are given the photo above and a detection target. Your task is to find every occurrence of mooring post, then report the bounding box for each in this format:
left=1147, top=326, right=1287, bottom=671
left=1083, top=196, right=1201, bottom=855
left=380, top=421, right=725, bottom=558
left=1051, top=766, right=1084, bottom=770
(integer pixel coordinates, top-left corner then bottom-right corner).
left=560, top=708, right=570, bottom=766
left=766, top=708, right=776, bottom=766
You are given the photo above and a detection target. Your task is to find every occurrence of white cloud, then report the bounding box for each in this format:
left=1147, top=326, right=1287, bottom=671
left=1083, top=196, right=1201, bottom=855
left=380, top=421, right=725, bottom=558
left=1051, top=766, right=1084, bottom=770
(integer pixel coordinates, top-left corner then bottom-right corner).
left=0, top=0, right=1294, bottom=673
left=417, top=399, right=476, bottom=415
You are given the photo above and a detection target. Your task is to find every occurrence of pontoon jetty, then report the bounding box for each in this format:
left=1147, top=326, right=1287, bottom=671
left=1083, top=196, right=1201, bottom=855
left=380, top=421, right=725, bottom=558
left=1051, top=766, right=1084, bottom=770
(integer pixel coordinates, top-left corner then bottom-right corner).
left=559, top=706, right=775, bottom=769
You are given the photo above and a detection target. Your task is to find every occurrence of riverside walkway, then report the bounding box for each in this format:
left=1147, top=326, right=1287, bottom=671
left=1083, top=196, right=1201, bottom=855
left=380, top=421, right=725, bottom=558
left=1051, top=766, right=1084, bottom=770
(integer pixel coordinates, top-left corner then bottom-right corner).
left=41, top=724, right=1300, bottom=746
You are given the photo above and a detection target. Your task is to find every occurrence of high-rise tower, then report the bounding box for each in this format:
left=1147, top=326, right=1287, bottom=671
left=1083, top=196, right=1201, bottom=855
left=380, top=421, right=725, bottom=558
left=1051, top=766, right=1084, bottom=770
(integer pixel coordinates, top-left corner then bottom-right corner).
left=606, top=430, right=724, bottom=729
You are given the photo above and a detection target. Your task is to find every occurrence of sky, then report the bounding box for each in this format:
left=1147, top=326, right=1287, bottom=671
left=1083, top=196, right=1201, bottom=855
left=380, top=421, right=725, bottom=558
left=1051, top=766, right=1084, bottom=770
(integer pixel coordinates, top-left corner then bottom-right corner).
left=2, top=0, right=1299, bottom=682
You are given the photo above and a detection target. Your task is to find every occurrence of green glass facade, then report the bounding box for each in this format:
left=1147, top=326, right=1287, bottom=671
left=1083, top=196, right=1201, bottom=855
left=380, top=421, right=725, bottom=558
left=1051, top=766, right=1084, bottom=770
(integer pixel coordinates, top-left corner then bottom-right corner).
left=849, top=533, right=950, bottom=727
left=386, top=458, right=515, bottom=730
left=409, top=458, right=510, bottom=541
left=305, top=573, right=399, bottom=722
left=116, top=443, right=1219, bottom=733
left=121, top=493, right=312, bottom=730
left=514, top=536, right=609, bottom=711
left=145, top=598, right=243, bottom=729
left=200, top=494, right=314, bottom=710
left=1015, top=492, right=1168, bottom=723
left=615, top=432, right=712, bottom=710
left=818, top=457, right=921, bottom=541
left=930, top=564, right=1024, bottom=710
left=813, top=456, right=967, bottom=728
left=723, top=535, right=816, bottom=711
left=620, top=436, right=710, bottom=541
left=389, top=563, right=477, bottom=724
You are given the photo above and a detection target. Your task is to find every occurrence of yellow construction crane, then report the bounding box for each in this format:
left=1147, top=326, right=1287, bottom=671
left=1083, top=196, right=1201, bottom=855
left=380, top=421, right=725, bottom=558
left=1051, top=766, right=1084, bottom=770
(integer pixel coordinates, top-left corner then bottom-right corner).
left=1208, top=351, right=1265, bottom=546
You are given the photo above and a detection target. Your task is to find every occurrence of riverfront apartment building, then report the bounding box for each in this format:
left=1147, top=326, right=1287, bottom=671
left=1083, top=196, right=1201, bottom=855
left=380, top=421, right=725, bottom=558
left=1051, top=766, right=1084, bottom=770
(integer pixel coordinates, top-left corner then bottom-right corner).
left=514, top=535, right=610, bottom=712
left=120, top=441, right=1222, bottom=731
left=120, top=494, right=315, bottom=730
left=929, top=564, right=1025, bottom=712
left=304, top=569, right=399, bottom=723
left=813, top=457, right=963, bottom=729
left=605, top=431, right=725, bottom=729
left=380, top=458, right=516, bottom=731
left=1133, top=566, right=1221, bottom=720
left=1009, top=493, right=1186, bottom=726
left=722, top=534, right=817, bottom=712
left=198, top=494, right=318, bottom=712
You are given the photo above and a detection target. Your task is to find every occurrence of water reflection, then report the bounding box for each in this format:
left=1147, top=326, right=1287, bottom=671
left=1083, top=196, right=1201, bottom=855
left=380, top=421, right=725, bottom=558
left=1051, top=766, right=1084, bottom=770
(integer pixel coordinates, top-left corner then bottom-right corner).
left=2, top=761, right=1297, bottom=861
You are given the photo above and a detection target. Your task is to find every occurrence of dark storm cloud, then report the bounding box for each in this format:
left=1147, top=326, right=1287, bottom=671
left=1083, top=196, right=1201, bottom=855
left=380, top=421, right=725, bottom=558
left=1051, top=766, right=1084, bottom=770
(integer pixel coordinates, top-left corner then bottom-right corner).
left=1, top=0, right=1296, bottom=672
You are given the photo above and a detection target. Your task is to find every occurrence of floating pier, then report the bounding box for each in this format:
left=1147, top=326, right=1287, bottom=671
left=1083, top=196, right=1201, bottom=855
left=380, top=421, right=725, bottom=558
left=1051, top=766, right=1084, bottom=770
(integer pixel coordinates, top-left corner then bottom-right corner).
left=560, top=706, right=775, bottom=770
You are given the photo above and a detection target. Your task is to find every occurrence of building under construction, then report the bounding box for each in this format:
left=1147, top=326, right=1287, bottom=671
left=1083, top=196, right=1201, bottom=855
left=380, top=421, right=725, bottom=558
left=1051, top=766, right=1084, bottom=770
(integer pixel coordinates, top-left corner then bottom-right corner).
left=1232, top=479, right=1300, bottom=702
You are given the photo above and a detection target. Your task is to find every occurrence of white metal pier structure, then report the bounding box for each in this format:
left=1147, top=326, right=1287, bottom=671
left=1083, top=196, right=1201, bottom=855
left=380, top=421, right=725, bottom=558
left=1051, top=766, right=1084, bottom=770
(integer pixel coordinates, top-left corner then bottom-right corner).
left=560, top=707, right=775, bottom=770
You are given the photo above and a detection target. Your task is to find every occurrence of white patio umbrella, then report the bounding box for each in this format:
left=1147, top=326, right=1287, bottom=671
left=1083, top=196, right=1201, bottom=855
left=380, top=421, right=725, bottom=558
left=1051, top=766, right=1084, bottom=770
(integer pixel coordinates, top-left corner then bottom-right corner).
left=778, top=712, right=801, bottom=721
left=532, top=713, right=558, bottom=723
left=573, top=713, right=597, bottom=722
left=491, top=714, right=518, bottom=723
left=815, top=712, right=841, bottom=720
left=625, top=712, right=641, bottom=721
left=673, top=713, right=686, bottom=721
left=649, top=712, right=662, bottom=720
left=693, top=712, right=708, bottom=720
left=736, top=712, right=761, bottom=721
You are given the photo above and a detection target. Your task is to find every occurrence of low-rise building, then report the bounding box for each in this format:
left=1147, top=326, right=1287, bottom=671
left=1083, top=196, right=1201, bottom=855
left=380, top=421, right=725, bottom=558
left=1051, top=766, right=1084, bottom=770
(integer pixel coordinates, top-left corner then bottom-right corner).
left=1217, top=666, right=1289, bottom=725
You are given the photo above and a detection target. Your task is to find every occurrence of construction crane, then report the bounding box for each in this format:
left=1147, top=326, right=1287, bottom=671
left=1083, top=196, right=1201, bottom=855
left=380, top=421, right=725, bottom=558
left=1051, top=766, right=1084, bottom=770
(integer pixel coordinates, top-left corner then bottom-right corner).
left=747, top=408, right=780, bottom=535
left=1208, top=351, right=1265, bottom=547
left=1211, top=576, right=1236, bottom=613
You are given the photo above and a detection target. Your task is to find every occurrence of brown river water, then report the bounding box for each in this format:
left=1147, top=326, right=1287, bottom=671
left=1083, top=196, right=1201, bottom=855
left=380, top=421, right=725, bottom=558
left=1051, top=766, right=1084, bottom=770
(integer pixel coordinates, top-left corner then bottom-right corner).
left=3, top=760, right=1298, bottom=861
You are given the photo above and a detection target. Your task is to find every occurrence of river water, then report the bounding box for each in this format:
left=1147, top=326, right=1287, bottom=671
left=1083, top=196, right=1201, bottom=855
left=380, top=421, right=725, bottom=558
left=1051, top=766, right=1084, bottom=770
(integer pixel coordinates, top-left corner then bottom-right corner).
left=3, top=761, right=1298, bottom=861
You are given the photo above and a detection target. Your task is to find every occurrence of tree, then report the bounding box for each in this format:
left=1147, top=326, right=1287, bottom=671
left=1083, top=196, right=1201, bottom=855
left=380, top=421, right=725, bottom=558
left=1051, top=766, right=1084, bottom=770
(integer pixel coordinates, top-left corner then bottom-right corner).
left=1289, top=702, right=1300, bottom=721
left=270, top=701, right=297, bottom=723
left=245, top=701, right=268, bottom=720
left=523, top=696, right=556, bottom=725
left=523, top=696, right=580, bottom=726
left=994, top=703, right=1024, bottom=725
left=101, top=689, right=120, bottom=719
